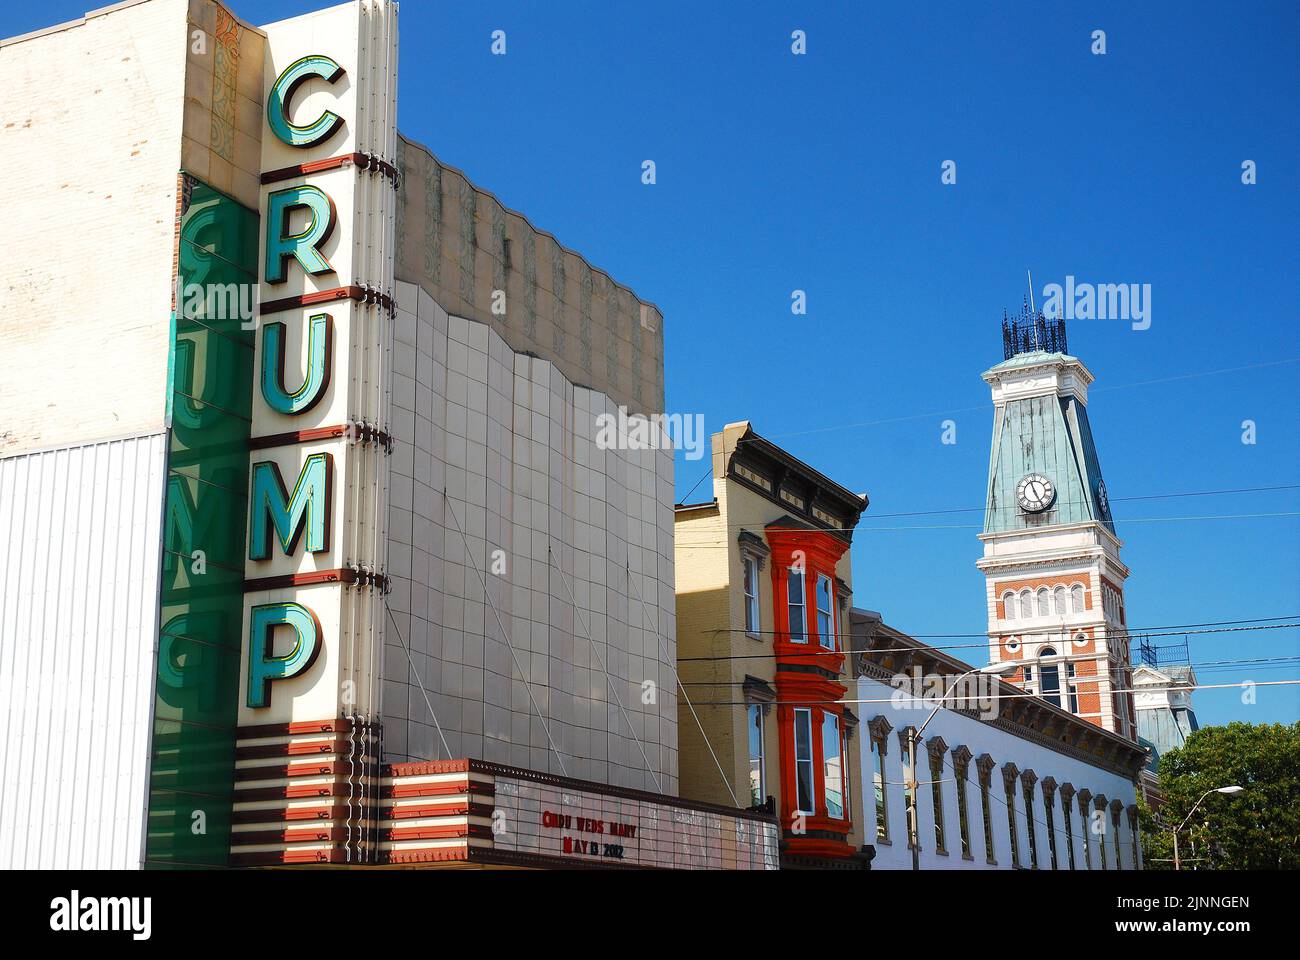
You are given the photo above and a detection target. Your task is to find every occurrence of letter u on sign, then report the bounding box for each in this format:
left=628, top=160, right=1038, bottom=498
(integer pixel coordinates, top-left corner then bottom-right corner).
left=261, top=313, right=333, bottom=414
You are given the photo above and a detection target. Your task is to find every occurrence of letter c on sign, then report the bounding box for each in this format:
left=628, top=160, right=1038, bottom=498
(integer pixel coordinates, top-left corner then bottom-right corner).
left=268, top=54, right=346, bottom=148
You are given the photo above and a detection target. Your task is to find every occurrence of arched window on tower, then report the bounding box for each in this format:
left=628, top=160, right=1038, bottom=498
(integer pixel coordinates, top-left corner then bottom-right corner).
left=1036, top=588, right=1051, bottom=618
left=1053, top=586, right=1068, bottom=615
left=1003, top=592, right=1017, bottom=620
left=1038, top=647, right=1062, bottom=709
left=1071, top=583, right=1086, bottom=612
left=1019, top=589, right=1033, bottom=616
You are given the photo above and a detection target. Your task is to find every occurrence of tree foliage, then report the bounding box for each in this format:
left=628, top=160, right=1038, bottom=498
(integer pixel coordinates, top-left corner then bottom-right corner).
left=1139, top=722, right=1299, bottom=870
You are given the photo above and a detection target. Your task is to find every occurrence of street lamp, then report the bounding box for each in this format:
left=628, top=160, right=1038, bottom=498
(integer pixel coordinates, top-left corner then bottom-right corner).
left=907, top=661, right=1020, bottom=871
left=1173, top=785, right=1243, bottom=871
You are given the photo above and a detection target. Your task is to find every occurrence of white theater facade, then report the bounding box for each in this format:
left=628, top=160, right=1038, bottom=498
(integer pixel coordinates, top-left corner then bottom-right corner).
left=0, top=0, right=776, bottom=869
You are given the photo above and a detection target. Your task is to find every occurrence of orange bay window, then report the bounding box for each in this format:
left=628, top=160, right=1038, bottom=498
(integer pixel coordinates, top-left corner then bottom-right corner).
left=766, top=522, right=855, bottom=858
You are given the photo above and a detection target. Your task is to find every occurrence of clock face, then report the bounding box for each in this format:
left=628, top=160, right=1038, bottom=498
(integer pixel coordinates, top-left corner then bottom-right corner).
left=1096, top=479, right=1109, bottom=514
left=1016, top=473, right=1056, bottom=513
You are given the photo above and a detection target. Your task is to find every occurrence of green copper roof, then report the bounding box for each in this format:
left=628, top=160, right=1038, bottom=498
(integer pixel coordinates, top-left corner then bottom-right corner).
left=984, top=350, right=1081, bottom=374
left=984, top=392, right=1115, bottom=535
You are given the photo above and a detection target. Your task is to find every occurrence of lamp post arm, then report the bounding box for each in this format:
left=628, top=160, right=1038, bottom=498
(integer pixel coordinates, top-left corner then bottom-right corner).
left=915, top=667, right=980, bottom=739
left=1176, top=789, right=1218, bottom=835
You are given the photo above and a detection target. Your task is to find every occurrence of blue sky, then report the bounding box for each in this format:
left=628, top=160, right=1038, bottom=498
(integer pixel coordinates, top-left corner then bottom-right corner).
left=10, top=0, right=1297, bottom=726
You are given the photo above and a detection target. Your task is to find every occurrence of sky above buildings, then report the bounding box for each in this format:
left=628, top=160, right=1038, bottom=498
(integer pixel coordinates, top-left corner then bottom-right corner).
left=10, top=0, right=1297, bottom=727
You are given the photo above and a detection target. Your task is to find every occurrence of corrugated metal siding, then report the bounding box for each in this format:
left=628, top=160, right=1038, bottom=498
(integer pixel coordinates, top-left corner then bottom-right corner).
left=0, top=432, right=167, bottom=868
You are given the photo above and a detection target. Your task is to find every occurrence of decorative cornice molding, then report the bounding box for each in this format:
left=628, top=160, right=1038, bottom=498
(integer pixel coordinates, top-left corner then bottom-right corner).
left=1001, top=762, right=1020, bottom=793
left=867, top=714, right=894, bottom=749
left=926, top=736, right=948, bottom=766
left=951, top=744, right=973, bottom=774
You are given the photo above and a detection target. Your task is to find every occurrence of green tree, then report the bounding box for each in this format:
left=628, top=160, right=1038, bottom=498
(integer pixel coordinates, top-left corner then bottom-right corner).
left=1140, top=722, right=1300, bottom=870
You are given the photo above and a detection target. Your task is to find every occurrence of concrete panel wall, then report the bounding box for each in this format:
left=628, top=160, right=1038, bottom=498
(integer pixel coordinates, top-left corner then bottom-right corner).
left=384, top=280, right=677, bottom=793
left=0, top=432, right=167, bottom=868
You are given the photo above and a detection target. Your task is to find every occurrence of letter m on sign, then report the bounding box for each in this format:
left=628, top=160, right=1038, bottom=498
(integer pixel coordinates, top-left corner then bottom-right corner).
left=248, top=453, right=333, bottom=560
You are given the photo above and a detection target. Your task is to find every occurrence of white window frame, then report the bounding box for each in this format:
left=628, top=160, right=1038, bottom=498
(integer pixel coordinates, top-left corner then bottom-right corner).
left=815, top=573, right=835, bottom=650
left=742, top=555, right=761, bottom=637
left=871, top=735, right=889, bottom=842
left=822, top=713, right=844, bottom=819
left=787, top=569, right=807, bottom=643
left=793, top=708, right=815, bottom=815
left=746, top=703, right=767, bottom=807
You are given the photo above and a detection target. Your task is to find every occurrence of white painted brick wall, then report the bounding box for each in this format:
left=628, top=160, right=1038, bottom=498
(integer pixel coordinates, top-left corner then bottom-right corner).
left=0, top=0, right=189, bottom=455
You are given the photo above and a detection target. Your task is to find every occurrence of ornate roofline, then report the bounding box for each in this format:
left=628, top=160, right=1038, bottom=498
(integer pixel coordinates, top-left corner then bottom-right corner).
left=850, top=611, right=1148, bottom=780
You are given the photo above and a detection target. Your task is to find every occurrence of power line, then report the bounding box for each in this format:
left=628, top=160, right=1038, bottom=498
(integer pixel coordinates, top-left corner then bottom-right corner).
left=704, top=614, right=1297, bottom=640
left=676, top=654, right=1300, bottom=686
left=856, top=484, right=1300, bottom=521
left=675, top=510, right=1300, bottom=540
left=681, top=678, right=1300, bottom=709
left=675, top=619, right=1300, bottom=662
left=760, top=356, right=1300, bottom=443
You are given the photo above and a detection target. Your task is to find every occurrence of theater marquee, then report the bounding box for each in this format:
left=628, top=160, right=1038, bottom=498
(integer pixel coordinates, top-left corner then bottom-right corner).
left=382, top=761, right=780, bottom=870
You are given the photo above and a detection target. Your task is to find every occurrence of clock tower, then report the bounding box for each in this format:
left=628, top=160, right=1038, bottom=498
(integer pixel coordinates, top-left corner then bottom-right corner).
left=978, top=307, right=1136, bottom=739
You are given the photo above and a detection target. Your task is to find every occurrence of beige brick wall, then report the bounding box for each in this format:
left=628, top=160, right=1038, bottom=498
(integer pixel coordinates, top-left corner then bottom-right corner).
left=0, top=0, right=193, bottom=455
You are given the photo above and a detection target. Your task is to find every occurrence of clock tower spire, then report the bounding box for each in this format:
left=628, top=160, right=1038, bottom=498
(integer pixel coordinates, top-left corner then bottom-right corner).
left=978, top=303, right=1136, bottom=739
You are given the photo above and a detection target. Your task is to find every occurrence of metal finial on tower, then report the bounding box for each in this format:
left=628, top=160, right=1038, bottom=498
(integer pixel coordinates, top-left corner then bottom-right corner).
left=1001, top=274, right=1068, bottom=361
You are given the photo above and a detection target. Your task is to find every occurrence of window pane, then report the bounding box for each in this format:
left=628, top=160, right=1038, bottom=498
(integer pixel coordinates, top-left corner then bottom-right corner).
left=822, top=714, right=843, bottom=819
left=956, top=772, right=971, bottom=858
left=1041, top=662, right=1061, bottom=708
left=794, top=709, right=814, bottom=813
left=787, top=570, right=806, bottom=641
left=873, top=741, right=889, bottom=840
left=816, top=575, right=834, bottom=649
left=743, top=557, right=759, bottom=634
left=747, top=704, right=765, bottom=807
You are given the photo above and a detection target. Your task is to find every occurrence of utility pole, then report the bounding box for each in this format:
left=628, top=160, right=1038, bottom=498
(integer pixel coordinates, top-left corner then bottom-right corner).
left=908, top=727, right=919, bottom=871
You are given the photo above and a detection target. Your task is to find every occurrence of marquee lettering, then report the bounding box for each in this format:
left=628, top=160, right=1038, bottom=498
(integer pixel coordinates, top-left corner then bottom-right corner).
left=246, top=602, right=322, bottom=708
left=261, top=313, right=333, bottom=415
left=264, top=185, right=337, bottom=283
left=267, top=54, right=346, bottom=148
left=248, top=453, right=333, bottom=560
